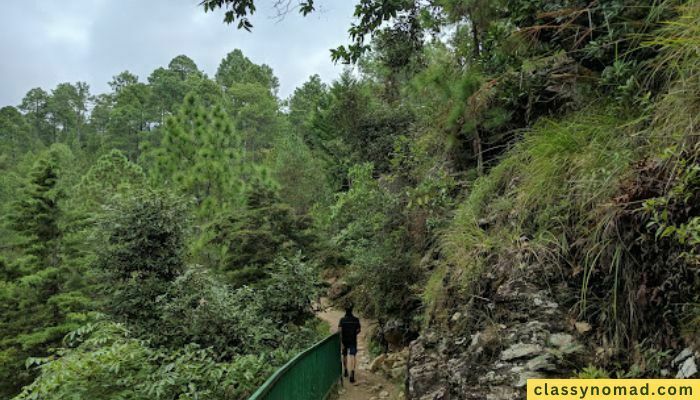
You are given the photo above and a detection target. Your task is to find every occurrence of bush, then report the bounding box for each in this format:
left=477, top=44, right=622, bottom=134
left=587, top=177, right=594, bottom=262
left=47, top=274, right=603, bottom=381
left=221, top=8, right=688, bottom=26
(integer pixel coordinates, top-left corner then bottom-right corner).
left=14, top=321, right=295, bottom=400
left=96, top=190, right=186, bottom=329
left=157, top=268, right=278, bottom=356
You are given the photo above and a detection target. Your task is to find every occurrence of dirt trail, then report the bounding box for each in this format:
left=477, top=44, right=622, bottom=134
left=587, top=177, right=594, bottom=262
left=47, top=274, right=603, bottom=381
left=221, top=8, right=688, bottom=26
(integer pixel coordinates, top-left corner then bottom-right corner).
left=316, top=301, right=402, bottom=400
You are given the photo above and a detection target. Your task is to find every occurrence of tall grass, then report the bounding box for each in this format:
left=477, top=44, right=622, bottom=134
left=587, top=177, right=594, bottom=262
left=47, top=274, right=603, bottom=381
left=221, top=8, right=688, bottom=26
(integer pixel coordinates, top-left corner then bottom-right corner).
left=441, top=107, right=637, bottom=279
left=430, top=0, right=700, bottom=360
left=646, top=1, right=700, bottom=147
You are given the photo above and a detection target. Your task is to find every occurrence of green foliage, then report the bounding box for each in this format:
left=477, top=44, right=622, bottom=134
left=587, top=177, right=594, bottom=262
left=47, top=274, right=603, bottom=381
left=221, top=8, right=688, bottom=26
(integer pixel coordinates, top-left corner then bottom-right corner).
left=325, top=163, right=420, bottom=323
left=216, top=49, right=279, bottom=92
left=74, top=149, right=146, bottom=208
left=315, top=73, right=414, bottom=173
left=0, top=106, right=37, bottom=161
left=95, top=72, right=152, bottom=159
left=644, top=152, right=700, bottom=253
left=96, top=190, right=186, bottom=329
left=287, top=74, right=329, bottom=132
left=211, top=183, right=314, bottom=287
left=1, top=46, right=340, bottom=399
left=159, top=256, right=321, bottom=354
left=18, top=88, right=53, bottom=145
left=14, top=320, right=297, bottom=400
left=10, top=148, right=64, bottom=264
left=147, top=93, right=277, bottom=269
left=148, top=55, right=205, bottom=121
left=267, top=130, right=331, bottom=213
left=2, top=1, right=700, bottom=395
left=157, top=269, right=272, bottom=354
left=576, top=366, right=610, bottom=379
left=150, top=94, right=248, bottom=216
left=202, top=0, right=315, bottom=30
left=444, top=108, right=635, bottom=276
left=98, top=190, right=186, bottom=282
left=0, top=145, right=90, bottom=397
left=258, top=254, right=320, bottom=326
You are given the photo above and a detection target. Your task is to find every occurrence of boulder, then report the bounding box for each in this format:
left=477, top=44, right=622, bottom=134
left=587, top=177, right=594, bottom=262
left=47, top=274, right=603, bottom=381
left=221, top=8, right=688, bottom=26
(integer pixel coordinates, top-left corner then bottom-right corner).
left=672, top=348, right=694, bottom=366
left=526, top=354, right=556, bottom=372
left=486, top=386, right=520, bottom=400
left=676, top=356, right=698, bottom=378
left=548, top=333, right=574, bottom=348
left=384, top=319, right=407, bottom=350
left=407, top=338, right=448, bottom=400
left=515, top=371, right=544, bottom=388
left=500, top=343, right=543, bottom=361
left=418, top=387, right=448, bottom=400
left=574, top=322, right=592, bottom=334
left=370, top=354, right=387, bottom=372
left=391, top=366, right=405, bottom=380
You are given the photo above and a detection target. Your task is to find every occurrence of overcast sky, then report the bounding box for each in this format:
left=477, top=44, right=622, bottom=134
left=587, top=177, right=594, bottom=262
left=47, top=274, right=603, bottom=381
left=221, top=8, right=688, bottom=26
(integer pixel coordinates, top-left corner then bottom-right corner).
left=0, top=0, right=356, bottom=107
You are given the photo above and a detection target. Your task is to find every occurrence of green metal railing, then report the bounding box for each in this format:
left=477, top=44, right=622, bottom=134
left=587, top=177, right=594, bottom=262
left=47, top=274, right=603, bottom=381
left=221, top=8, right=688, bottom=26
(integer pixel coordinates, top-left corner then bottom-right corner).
left=248, top=332, right=342, bottom=400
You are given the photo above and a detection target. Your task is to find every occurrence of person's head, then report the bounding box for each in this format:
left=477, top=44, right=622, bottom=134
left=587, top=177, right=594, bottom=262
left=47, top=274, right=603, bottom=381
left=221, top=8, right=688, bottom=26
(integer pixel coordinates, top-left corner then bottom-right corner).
left=344, top=304, right=354, bottom=316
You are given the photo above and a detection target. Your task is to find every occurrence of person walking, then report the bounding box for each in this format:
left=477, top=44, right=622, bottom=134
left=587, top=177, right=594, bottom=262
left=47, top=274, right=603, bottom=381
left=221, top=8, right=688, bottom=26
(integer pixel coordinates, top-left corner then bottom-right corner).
left=338, top=305, right=361, bottom=383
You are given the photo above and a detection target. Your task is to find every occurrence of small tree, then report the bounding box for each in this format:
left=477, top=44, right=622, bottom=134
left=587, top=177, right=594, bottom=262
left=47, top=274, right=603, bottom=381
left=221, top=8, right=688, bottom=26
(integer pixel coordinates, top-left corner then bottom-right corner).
left=97, top=191, right=186, bottom=329
left=1, top=146, right=88, bottom=398
left=212, top=182, right=315, bottom=287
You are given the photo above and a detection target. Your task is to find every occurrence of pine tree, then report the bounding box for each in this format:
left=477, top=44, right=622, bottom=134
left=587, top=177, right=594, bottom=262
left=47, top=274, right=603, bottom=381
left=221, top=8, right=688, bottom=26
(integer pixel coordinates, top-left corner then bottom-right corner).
left=212, top=182, right=315, bottom=287
left=60, top=150, right=147, bottom=290
left=149, top=94, right=260, bottom=266
left=0, top=146, right=89, bottom=398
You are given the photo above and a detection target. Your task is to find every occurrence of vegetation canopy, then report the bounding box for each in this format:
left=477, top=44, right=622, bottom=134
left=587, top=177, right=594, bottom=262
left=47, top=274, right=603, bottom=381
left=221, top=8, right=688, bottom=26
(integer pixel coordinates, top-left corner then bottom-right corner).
left=0, top=1, right=698, bottom=399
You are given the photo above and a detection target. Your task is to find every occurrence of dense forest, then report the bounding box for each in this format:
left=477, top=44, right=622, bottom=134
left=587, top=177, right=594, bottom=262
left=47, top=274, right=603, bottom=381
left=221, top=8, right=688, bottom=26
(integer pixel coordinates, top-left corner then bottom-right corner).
left=1, top=0, right=698, bottom=399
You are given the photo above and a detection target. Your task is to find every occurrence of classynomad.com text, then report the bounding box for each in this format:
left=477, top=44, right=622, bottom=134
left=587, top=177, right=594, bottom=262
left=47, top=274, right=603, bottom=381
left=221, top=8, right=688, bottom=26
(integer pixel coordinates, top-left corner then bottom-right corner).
left=527, top=379, right=699, bottom=400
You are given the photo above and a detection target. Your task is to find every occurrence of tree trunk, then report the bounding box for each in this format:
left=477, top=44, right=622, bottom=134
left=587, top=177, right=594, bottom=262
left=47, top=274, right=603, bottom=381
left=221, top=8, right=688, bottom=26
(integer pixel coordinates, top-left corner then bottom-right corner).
left=473, top=128, right=483, bottom=176
left=470, top=11, right=480, bottom=58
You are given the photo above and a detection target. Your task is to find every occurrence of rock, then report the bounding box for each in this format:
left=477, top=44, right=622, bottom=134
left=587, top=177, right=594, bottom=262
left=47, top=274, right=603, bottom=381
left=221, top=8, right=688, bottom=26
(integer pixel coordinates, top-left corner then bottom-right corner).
left=470, top=332, right=481, bottom=348
left=418, top=387, right=448, bottom=400
left=479, top=370, right=509, bottom=386
left=370, top=354, right=387, bottom=372
left=407, top=338, right=448, bottom=400
left=451, top=312, right=463, bottom=322
left=391, top=366, right=405, bottom=379
left=423, top=331, right=438, bottom=345
left=328, top=280, right=350, bottom=300
left=384, top=319, right=407, bottom=350
left=575, top=322, right=591, bottom=334
left=486, top=386, right=520, bottom=400
left=515, top=371, right=544, bottom=387
left=379, top=390, right=390, bottom=398
left=559, top=342, right=583, bottom=355
left=526, top=354, right=556, bottom=371
left=548, top=333, right=574, bottom=348
left=400, top=347, right=409, bottom=359
left=676, top=356, right=698, bottom=378
left=672, top=348, right=694, bottom=366
left=500, top=343, right=543, bottom=361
